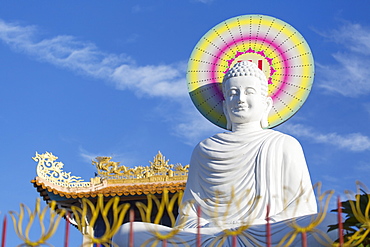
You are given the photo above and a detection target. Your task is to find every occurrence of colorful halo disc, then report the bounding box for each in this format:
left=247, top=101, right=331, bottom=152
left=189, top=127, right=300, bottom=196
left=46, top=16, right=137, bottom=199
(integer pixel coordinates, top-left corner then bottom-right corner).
left=187, top=14, right=314, bottom=129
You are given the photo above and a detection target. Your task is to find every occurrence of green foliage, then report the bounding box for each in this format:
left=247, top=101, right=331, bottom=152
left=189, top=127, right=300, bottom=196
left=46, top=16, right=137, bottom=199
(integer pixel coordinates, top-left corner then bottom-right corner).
left=328, top=190, right=370, bottom=246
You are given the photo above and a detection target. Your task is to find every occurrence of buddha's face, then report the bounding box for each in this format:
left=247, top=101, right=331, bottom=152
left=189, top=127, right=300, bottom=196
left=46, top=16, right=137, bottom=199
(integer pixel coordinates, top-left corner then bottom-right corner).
left=223, top=76, right=269, bottom=125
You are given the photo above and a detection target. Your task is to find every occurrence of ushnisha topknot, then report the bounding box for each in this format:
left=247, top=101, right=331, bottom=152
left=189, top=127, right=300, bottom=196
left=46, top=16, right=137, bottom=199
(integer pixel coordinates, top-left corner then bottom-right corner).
left=222, top=61, right=268, bottom=97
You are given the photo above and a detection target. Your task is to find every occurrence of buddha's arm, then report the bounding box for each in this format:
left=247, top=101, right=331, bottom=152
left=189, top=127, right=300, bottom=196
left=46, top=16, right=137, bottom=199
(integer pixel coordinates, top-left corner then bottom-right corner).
left=273, top=135, right=317, bottom=221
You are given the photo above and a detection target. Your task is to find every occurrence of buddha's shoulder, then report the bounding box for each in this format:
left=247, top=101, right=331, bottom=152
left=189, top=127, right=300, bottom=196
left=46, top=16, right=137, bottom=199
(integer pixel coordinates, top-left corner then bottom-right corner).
left=194, top=130, right=303, bottom=157
left=263, top=130, right=302, bottom=147
left=268, top=130, right=304, bottom=154
left=197, top=129, right=301, bottom=145
left=198, top=129, right=297, bottom=143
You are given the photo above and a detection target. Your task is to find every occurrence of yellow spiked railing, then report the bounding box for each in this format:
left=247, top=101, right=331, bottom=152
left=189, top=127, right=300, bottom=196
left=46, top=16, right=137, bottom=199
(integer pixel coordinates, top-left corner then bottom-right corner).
left=5, top=183, right=370, bottom=247
left=70, top=195, right=130, bottom=247
left=9, top=199, right=65, bottom=246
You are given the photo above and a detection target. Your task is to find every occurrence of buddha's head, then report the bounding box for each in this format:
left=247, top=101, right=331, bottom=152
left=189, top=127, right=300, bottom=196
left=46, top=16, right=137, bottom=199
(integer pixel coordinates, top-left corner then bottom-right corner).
left=222, top=61, right=273, bottom=131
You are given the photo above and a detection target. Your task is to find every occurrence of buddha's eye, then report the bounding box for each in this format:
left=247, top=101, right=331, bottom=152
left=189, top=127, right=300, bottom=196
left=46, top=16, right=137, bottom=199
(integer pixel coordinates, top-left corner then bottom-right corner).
left=228, top=89, right=238, bottom=96
left=245, top=88, right=256, bottom=95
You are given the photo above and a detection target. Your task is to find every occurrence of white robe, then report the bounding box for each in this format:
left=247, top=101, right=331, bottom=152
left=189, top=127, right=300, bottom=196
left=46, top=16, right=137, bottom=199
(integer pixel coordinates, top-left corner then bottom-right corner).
left=113, top=130, right=337, bottom=246
left=176, top=129, right=317, bottom=229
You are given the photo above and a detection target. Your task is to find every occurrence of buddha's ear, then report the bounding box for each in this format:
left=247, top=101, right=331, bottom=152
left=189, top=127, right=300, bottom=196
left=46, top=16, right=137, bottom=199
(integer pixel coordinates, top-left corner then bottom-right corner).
left=266, top=97, right=273, bottom=111
left=223, top=101, right=232, bottom=130
left=260, top=97, right=273, bottom=129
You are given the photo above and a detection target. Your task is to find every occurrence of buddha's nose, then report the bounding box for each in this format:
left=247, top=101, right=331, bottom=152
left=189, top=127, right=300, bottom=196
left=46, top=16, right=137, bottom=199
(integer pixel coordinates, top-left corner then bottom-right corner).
left=238, top=93, right=246, bottom=103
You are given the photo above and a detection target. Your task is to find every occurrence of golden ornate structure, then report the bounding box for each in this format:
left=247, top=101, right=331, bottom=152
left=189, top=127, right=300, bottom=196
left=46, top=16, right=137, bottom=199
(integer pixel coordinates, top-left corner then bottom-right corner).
left=33, top=152, right=90, bottom=188
left=92, top=151, right=189, bottom=184
left=32, top=151, right=188, bottom=193
left=31, top=151, right=188, bottom=246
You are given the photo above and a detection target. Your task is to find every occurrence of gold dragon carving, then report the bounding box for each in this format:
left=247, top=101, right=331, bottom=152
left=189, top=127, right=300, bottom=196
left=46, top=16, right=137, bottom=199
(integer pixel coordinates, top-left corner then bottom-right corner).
left=33, top=151, right=188, bottom=187
left=92, top=151, right=189, bottom=183
left=33, top=152, right=90, bottom=188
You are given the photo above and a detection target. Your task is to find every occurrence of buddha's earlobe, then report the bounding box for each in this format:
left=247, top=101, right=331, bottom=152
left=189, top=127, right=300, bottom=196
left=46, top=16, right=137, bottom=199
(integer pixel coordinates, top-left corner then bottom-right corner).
left=260, top=97, right=273, bottom=129
left=223, top=101, right=232, bottom=130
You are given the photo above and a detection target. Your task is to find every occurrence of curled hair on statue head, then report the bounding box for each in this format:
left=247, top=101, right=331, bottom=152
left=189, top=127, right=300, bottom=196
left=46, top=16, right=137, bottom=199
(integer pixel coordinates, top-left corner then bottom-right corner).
left=222, top=61, right=272, bottom=130
left=222, top=61, right=268, bottom=97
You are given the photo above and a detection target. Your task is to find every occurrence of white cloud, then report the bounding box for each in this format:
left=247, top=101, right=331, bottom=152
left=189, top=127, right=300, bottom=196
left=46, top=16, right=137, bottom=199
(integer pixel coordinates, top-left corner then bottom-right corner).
left=316, top=22, right=370, bottom=97
left=194, top=0, right=214, bottom=3
left=79, top=149, right=98, bottom=163
left=172, top=105, right=221, bottom=146
left=329, top=23, right=370, bottom=55
left=0, top=19, right=217, bottom=145
left=355, top=162, right=370, bottom=172
left=364, top=103, right=370, bottom=116
left=280, top=123, right=370, bottom=152
left=79, top=147, right=138, bottom=167
left=123, top=33, right=139, bottom=44
left=0, top=19, right=187, bottom=100
left=132, top=5, right=142, bottom=13
left=131, top=4, right=154, bottom=13
left=111, top=63, right=188, bottom=98
left=321, top=175, right=339, bottom=183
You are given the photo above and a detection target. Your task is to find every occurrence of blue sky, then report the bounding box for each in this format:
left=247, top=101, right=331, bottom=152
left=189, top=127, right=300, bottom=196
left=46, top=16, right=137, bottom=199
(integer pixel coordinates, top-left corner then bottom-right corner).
left=0, top=0, right=370, bottom=245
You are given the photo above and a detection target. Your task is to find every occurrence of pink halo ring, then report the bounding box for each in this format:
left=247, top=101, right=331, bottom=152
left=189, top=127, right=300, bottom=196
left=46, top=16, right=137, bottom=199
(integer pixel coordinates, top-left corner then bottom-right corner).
left=187, top=14, right=314, bottom=129
left=209, top=36, right=290, bottom=101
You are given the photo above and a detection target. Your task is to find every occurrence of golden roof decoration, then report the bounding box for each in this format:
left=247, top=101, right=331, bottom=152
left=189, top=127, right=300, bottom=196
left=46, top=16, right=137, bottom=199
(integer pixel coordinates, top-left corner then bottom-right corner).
left=33, top=152, right=90, bottom=188
left=33, top=151, right=189, bottom=189
left=31, top=178, right=186, bottom=199
left=92, top=151, right=189, bottom=184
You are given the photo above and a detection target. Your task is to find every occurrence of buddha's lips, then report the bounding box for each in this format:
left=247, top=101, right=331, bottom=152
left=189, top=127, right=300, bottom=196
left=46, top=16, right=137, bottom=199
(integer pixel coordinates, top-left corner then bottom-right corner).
left=232, top=105, right=249, bottom=111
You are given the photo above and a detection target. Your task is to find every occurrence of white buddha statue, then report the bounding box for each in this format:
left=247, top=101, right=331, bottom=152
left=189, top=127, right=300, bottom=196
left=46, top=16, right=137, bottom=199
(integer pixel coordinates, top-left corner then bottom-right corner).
left=176, top=61, right=317, bottom=229
left=113, top=61, right=335, bottom=246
